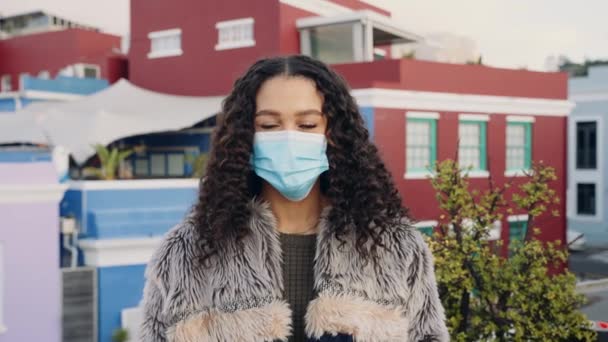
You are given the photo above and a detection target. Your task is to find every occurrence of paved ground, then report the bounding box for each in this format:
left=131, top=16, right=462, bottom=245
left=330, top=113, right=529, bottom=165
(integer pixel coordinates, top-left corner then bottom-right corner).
left=570, top=248, right=608, bottom=340
left=570, top=248, right=608, bottom=280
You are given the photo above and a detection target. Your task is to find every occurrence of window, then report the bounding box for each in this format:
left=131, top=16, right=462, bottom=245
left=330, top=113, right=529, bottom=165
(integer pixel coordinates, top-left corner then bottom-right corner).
left=576, top=121, right=597, bottom=169
left=459, top=116, right=487, bottom=171
left=150, top=153, right=166, bottom=177
left=167, top=154, right=185, bottom=176
left=506, top=122, right=532, bottom=171
left=134, top=159, right=149, bottom=176
left=82, top=66, right=99, bottom=79
left=0, top=75, right=10, bottom=92
left=148, top=28, right=182, bottom=59
left=577, top=183, right=596, bottom=216
left=0, top=242, right=5, bottom=334
left=130, top=149, right=188, bottom=178
left=508, top=217, right=528, bottom=255
left=406, top=115, right=437, bottom=173
left=308, top=22, right=355, bottom=64
left=215, top=18, right=255, bottom=50
left=413, top=221, right=437, bottom=237
left=73, top=64, right=100, bottom=79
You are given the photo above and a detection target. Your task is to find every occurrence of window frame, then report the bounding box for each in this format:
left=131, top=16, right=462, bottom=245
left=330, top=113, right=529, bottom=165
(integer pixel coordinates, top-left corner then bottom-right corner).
left=576, top=121, right=597, bottom=170
left=129, top=146, right=198, bottom=179
left=147, top=28, right=183, bottom=59
left=413, top=220, right=438, bottom=237
left=458, top=114, right=489, bottom=177
left=507, top=215, right=529, bottom=256
left=568, top=115, right=603, bottom=222
left=215, top=17, right=255, bottom=51
left=74, top=63, right=100, bottom=79
left=505, top=122, right=532, bottom=173
left=576, top=183, right=596, bottom=216
left=404, top=111, right=439, bottom=179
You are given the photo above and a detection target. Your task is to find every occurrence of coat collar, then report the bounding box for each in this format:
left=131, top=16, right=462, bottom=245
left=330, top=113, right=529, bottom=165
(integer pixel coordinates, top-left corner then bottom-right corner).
left=161, top=198, right=417, bottom=341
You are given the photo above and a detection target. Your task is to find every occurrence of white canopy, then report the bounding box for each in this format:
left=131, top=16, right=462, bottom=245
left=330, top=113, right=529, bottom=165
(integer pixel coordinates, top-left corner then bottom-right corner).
left=0, top=112, right=48, bottom=145
left=2, top=79, right=224, bottom=164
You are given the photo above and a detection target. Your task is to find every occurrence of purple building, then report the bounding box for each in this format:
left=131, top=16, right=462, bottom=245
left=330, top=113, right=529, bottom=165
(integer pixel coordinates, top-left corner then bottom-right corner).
left=0, top=149, right=67, bottom=342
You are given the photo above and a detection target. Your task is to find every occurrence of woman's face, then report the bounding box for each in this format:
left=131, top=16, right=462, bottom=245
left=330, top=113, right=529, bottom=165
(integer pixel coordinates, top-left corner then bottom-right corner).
left=254, top=75, right=327, bottom=134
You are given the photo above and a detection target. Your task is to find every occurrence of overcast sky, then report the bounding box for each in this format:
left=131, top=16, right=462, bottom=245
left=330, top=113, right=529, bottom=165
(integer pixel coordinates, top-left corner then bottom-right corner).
left=2, top=0, right=607, bottom=71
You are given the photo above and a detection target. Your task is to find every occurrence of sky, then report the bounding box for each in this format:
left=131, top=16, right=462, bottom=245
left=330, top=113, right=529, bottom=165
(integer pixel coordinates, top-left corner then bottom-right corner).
left=2, top=0, right=607, bottom=71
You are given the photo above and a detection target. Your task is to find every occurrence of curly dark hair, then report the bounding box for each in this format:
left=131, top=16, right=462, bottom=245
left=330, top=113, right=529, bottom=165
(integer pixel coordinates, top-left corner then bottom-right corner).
left=188, top=54, right=408, bottom=264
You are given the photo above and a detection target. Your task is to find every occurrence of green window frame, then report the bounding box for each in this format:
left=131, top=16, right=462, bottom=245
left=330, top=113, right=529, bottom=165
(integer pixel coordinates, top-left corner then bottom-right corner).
left=406, top=118, right=437, bottom=172
left=458, top=120, right=487, bottom=171
left=417, top=226, right=434, bottom=237
left=508, top=220, right=528, bottom=256
left=506, top=122, right=532, bottom=171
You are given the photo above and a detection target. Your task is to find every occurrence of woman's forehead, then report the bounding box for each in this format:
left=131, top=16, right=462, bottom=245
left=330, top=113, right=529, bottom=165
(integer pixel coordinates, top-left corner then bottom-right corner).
left=255, top=75, right=323, bottom=113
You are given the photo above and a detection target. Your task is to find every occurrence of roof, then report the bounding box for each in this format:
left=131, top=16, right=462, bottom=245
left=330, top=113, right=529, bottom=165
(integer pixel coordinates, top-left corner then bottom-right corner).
left=0, top=79, right=225, bottom=164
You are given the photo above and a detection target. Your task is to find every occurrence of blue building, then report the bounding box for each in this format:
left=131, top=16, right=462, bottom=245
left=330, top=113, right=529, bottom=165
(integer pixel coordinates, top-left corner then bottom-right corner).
left=0, top=74, right=108, bottom=112
left=568, top=65, right=608, bottom=246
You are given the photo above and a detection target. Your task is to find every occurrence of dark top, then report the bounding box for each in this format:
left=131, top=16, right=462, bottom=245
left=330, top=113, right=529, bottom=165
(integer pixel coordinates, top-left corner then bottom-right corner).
left=280, top=232, right=317, bottom=342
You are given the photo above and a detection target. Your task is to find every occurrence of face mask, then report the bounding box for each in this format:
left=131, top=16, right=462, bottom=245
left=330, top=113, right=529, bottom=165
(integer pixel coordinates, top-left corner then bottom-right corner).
left=251, top=130, right=329, bottom=202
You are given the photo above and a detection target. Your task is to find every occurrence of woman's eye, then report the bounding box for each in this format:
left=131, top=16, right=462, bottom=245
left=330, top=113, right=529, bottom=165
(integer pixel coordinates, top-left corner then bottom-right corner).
left=260, top=124, right=279, bottom=129
left=300, top=123, right=317, bottom=129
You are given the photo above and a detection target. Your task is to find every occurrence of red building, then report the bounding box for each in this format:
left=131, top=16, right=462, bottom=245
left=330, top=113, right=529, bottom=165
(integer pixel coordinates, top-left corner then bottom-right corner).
left=0, top=11, right=127, bottom=92
left=128, top=0, right=572, bottom=252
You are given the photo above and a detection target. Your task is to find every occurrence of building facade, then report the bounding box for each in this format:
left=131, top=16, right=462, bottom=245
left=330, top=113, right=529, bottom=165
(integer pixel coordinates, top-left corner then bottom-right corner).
left=332, top=59, right=571, bottom=255
left=128, top=0, right=398, bottom=95
left=0, top=150, right=67, bottom=342
left=568, top=65, right=608, bottom=246
left=0, top=11, right=127, bottom=92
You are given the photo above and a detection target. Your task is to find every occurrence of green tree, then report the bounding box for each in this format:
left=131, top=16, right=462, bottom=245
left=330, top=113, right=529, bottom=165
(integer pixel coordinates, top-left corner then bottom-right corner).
left=427, top=160, right=596, bottom=341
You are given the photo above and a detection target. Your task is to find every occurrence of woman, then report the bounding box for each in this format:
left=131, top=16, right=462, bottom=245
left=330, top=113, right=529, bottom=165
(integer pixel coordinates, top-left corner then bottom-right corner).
left=141, top=55, right=448, bottom=342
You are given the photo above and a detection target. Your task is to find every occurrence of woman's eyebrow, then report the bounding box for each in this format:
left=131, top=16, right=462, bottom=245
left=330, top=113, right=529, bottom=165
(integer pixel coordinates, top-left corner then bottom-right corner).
left=254, top=109, right=323, bottom=116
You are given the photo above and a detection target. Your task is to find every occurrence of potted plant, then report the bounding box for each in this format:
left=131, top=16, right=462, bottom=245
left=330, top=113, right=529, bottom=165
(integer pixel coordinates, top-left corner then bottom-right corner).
left=82, top=144, right=133, bottom=180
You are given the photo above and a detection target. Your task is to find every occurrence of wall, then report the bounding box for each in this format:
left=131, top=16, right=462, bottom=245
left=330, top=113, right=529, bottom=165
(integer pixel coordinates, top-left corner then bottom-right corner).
left=0, top=153, right=65, bottom=342
left=0, top=29, right=123, bottom=88
left=61, top=179, right=199, bottom=341
left=374, top=108, right=567, bottom=255
left=567, top=66, right=608, bottom=246
left=567, top=100, right=608, bottom=246
left=333, top=59, right=569, bottom=99
left=129, top=0, right=281, bottom=96
left=97, top=265, right=146, bottom=342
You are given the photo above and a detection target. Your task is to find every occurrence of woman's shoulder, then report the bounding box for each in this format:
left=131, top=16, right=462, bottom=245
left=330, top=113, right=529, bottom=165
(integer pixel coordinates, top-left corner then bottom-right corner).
left=144, top=217, right=199, bottom=286
left=384, top=217, right=431, bottom=252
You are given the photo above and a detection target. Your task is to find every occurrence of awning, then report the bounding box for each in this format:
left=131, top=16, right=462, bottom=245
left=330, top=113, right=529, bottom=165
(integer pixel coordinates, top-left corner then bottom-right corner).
left=0, top=112, right=48, bottom=145
left=296, top=10, right=422, bottom=45
left=3, top=79, right=224, bottom=164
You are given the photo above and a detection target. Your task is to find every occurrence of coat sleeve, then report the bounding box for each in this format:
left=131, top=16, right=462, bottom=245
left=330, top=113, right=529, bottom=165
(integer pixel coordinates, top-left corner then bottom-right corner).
left=404, top=229, right=450, bottom=342
left=140, top=272, right=168, bottom=342
left=139, top=220, right=196, bottom=341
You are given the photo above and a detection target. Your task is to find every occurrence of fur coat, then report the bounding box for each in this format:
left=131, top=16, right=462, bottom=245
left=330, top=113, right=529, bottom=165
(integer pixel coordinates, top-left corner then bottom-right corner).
left=140, top=199, right=449, bottom=341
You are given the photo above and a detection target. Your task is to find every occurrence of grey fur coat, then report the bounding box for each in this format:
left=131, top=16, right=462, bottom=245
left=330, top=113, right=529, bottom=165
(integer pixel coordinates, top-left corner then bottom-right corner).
left=140, top=199, right=449, bottom=341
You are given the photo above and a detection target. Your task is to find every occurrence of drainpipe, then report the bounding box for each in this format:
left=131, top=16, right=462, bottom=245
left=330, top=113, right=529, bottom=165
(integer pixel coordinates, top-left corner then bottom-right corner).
left=61, top=216, right=79, bottom=268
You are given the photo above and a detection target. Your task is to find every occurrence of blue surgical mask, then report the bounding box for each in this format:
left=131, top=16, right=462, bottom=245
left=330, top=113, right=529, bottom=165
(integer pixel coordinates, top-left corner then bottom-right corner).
left=251, top=130, right=329, bottom=202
